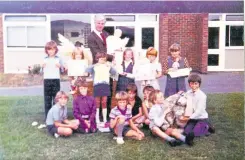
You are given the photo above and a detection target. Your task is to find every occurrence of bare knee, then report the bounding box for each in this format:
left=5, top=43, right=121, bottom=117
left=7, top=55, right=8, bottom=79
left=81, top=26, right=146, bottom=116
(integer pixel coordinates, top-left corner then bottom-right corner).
left=64, top=128, right=73, bottom=136
left=117, top=117, right=125, bottom=124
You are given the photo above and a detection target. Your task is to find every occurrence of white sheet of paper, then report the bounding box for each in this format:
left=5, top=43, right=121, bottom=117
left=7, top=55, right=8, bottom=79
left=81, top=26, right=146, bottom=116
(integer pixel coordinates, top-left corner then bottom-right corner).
left=67, top=59, right=88, bottom=76
left=168, top=68, right=191, bottom=78
left=134, top=61, right=156, bottom=81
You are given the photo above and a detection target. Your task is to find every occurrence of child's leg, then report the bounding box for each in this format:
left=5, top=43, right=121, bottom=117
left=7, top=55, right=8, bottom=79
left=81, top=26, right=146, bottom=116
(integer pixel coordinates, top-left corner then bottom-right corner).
left=44, top=79, right=53, bottom=118
left=124, top=129, right=143, bottom=140
left=144, top=118, right=150, bottom=125
left=51, top=79, right=60, bottom=105
left=113, top=117, right=125, bottom=138
left=95, top=97, right=101, bottom=124
left=170, top=128, right=194, bottom=146
left=101, top=96, right=108, bottom=123
left=57, top=127, right=73, bottom=136
left=151, top=127, right=176, bottom=142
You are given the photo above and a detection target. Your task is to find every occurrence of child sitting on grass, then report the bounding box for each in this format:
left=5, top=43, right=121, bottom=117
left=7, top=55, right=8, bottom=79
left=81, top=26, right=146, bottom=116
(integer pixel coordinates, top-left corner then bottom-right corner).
left=109, top=91, right=145, bottom=144
left=46, top=91, right=79, bottom=138
left=148, top=90, right=195, bottom=147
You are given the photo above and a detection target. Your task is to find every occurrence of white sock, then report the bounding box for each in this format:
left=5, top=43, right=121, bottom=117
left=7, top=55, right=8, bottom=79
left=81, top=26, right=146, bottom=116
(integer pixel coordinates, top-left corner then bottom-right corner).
left=96, top=108, right=100, bottom=124
left=102, top=108, right=107, bottom=123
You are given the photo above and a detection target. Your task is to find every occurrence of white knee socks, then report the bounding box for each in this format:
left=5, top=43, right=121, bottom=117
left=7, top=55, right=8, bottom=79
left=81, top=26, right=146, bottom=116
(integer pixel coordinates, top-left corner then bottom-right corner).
left=102, top=108, right=107, bottom=123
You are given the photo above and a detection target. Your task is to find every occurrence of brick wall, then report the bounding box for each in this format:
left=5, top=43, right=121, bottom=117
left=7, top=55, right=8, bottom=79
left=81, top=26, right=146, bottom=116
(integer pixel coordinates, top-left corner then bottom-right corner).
left=0, top=15, right=3, bottom=73
left=159, top=13, right=208, bottom=73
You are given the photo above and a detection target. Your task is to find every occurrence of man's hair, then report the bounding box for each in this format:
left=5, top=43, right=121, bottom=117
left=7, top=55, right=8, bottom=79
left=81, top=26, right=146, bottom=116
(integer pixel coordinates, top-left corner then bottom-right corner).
left=115, top=91, right=128, bottom=101
left=94, top=14, right=106, bottom=22
left=188, top=73, right=202, bottom=85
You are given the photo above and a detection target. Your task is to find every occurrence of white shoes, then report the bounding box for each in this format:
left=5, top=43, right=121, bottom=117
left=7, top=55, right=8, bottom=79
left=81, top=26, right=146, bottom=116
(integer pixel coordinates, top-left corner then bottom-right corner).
left=116, top=137, right=124, bottom=144
left=54, top=133, right=60, bottom=138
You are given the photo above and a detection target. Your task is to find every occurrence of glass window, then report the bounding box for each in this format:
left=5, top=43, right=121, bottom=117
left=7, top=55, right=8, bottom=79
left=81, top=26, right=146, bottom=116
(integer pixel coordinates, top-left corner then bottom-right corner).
left=7, top=26, right=26, bottom=47
left=105, top=15, right=135, bottom=22
left=226, top=25, right=244, bottom=46
left=116, top=26, right=134, bottom=47
left=226, top=15, right=244, bottom=21
left=142, top=28, right=154, bottom=49
left=208, top=15, right=221, bottom=21
left=5, top=15, right=46, bottom=21
left=27, top=26, right=46, bottom=48
left=208, top=54, right=219, bottom=66
left=138, top=15, right=157, bottom=21
left=51, top=15, right=91, bottom=48
left=208, top=27, right=219, bottom=49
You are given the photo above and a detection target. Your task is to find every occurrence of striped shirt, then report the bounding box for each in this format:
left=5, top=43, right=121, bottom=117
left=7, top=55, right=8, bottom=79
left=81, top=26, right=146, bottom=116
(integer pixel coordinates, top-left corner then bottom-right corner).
left=109, top=106, right=132, bottom=121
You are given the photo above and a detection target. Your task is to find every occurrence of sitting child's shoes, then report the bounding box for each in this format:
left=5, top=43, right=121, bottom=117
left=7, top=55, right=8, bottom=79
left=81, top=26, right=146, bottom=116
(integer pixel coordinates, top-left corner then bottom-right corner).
left=185, top=132, right=195, bottom=146
left=208, top=125, right=215, bottom=134
left=54, top=133, right=60, bottom=138
left=116, top=137, right=125, bottom=144
left=168, top=139, right=179, bottom=147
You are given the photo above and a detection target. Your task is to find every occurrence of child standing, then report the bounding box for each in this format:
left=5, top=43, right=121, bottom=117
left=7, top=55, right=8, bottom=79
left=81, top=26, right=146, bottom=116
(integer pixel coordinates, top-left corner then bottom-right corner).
left=73, top=80, right=97, bottom=133
left=184, top=74, right=215, bottom=137
left=163, top=43, right=190, bottom=97
left=109, top=91, right=145, bottom=144
left=67, top=47, right=88, bottom=94
left=46, top=91, right=80, bottom=138
left=116, top=48, right=135, bottom=92
left=42, top=40, right=64, bottom=117
left=148, top=90, right=195, bottom=146
left=86, top=52, right=117, bottom=126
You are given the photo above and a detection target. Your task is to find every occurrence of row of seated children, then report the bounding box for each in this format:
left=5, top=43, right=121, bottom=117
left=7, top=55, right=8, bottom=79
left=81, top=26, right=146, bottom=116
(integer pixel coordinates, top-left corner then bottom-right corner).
left=46, top=74, right=215, bottom=146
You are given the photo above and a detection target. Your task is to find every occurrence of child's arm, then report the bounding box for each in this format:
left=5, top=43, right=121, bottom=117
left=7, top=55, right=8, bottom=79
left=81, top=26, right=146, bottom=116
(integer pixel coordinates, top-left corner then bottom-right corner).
left=110, top=117, right=119, bottom=129
left=190, top=95, right=207, bottom=119
left=129, top=119, right=144, bottom=136
left=131, top=107, right=143, bottom=121
left=109, top=66, right=117, bottom=76
left=142, top=102, right=149, bottom=119
left=89, top=98, right=97, bottom=123
left=72, top=98, right=87, bottom=127
left=156, top=63, right=162, bottom=78
left=54, top=120, right=77, bottom=129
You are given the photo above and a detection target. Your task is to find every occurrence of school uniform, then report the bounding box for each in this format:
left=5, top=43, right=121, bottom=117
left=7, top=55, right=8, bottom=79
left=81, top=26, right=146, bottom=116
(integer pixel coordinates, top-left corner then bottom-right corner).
left=73, top=95, right=97, bottom=132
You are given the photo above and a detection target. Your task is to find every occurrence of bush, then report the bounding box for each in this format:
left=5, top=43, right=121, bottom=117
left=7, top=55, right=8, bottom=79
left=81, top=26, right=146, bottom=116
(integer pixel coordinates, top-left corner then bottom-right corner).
left=28, top=64, right=41, bottom=75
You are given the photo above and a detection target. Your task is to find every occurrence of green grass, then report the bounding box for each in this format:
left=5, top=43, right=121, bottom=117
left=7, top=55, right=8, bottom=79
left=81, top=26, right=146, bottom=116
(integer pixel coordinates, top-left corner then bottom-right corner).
left=0, top=93, right=244, bottom=160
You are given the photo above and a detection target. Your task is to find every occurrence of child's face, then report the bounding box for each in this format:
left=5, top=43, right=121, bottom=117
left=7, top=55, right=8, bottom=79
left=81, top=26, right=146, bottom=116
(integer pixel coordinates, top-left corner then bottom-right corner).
left=189, top=82, right=200, bottom=92
left=118, top=100, right=127, bottom=109
left=47, top=48, right=56, bottom=57
left=74, top=51, right=82, bottom=60
left=155, top=92, right=164, bottom=104
left=58, top=97, right=68, bottom=106
left=98, top=57, right=107, bottom=64
left=124, top=51, right=133, bottom=61
left=170, top=50, right=180, bottom=59
left=147, top=55, right=156, bottom=62
left=143, top=90, right=152, bottom=100
left=127, top=91, right=136, bottom=100
left=79, top=86, right=88, bottom=96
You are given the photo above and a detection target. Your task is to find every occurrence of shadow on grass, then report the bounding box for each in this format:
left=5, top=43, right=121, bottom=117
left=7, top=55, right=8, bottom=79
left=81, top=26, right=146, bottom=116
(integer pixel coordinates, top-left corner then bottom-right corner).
left=0, top=93, right=244, bottom=160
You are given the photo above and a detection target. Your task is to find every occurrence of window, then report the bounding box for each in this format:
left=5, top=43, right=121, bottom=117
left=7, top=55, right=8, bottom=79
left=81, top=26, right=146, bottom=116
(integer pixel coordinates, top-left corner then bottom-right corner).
left=208, top=15, right=222, bottom=21
left=208, top=27, right=219, bottom=49
left=208, top=55, right=219, bottom=66
left=226, top=25, right=244, bottom=46
left=226, top=15, right=244, bottom=21
left=138, top=15, right=157, bottom=22
left=105, top=15, right=135, bottom=22
left=51, top=15, right=91, bottom=48
left=5, top=15, right=46, bottom=21
left=142, top=28, right=154, bottom=49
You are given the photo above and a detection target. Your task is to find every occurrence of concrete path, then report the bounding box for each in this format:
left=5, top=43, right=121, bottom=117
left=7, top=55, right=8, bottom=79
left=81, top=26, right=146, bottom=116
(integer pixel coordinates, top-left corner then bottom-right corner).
left=0, top=72, right=243, bottom=96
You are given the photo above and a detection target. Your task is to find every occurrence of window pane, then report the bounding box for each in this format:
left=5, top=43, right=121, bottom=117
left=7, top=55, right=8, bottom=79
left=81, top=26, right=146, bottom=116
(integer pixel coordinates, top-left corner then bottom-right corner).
left=208, top=15, right=221, bottom=21
left=138, top=15, right=157, bottom=21
left=225, top=25, right=230, bottom=46
left=208, top=54, right=219, bottom=66
left=142, top=28, right=154, bottom=49
left=230, top=26, right=244, bottom=46
left=226, top=15, right=244, bottom=21
left=7, top=26, right=26, bottom=47
left=116, top=26, right=134, bottom=47
left=208, top=27, right=219, bottom=49
left=51, top=15, right=91, bottom=48
left=27, top=26, right=46, bottom=48
left=5, top=15, right=46, bottom=21
left=103, top=26, right=115, bottom=36
left=105, top=15, right=135, bottom=22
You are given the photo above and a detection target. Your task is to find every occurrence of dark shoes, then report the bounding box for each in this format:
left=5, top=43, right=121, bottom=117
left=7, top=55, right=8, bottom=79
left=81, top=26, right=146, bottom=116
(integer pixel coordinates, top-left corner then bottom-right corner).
left=208, top=124, right=215, bottom=134
left=185, top=132, right=195, bottom=146
left=168, top=139, right=183, bottom=147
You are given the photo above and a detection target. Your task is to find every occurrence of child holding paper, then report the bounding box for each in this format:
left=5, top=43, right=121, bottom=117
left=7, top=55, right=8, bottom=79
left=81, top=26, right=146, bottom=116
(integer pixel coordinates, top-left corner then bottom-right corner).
left=163, top=43, right=190, bottom=97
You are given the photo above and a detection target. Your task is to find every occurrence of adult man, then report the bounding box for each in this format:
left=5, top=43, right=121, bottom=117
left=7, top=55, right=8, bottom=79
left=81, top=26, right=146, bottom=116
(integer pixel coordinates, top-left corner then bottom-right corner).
left=88, top=15, right=114, bottom=123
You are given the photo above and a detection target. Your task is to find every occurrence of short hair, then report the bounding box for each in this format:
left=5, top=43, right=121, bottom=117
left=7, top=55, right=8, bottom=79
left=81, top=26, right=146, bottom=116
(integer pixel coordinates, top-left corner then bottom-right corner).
left=45, top=40, right=59, bottom=55
left=71, top=47, right=84, bottom=60
left=188, top=73, right=202, bottom=85
left=115, top=91, right=128, bottom=101
left=122, top=48, right=135, bottom=64
left=75, top=41, right=83, bottom=47
left=169, top=43, right=181, bottom=52
left=126, top=83, right=138, bottom=94
left=143, top=85, right=155, bottom=93
left=149, top=90, right=162, bottom=105
left=146, top=47, right=158, bottom=57
left=74, top=79, right=89, bottom=95
left=95, top=52, right=107, bottom=61
left=54, top=91, right=69, bottom=103
left=94, top=14, right=106, bottom=22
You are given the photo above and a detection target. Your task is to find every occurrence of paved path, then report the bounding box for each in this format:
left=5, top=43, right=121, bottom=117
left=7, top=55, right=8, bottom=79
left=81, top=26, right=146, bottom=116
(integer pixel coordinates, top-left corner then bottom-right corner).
left=0, top=72, right=243, bottom=96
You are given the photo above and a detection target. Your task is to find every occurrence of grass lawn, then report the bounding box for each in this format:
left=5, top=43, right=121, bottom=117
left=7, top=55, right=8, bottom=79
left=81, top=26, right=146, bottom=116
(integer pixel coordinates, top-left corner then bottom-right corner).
left=0, top=93, right=244, bottom=160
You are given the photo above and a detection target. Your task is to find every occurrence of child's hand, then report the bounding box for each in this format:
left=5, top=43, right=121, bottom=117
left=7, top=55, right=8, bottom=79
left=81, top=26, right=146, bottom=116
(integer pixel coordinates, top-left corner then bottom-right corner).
left=56, top=63, right=61, bottom=68
left=121, top=72, right=127, bottom=76
left=70, top=123, right=79, bottom=130
left=85, top=120, right=91, bottom=128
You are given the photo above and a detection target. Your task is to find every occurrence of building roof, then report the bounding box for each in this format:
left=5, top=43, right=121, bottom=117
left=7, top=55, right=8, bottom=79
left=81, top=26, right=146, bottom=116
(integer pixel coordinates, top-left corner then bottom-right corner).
left=0, top=1, right=243, bottom=13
